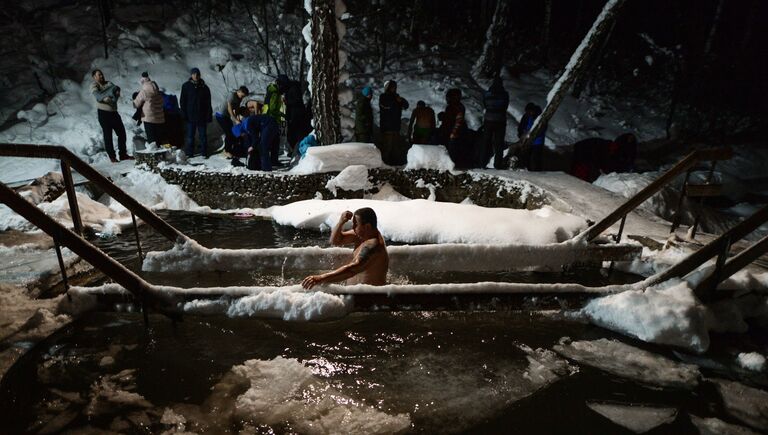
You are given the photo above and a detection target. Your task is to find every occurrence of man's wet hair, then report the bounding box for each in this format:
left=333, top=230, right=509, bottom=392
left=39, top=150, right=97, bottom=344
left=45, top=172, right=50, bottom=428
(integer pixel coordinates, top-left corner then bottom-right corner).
left=417, top=100, right=426, bottom=108
left=91, top=69, right=103, bottom=77
left=354, top=207, right=377, bottom=229
left=238, top=86, right=250, bottom=95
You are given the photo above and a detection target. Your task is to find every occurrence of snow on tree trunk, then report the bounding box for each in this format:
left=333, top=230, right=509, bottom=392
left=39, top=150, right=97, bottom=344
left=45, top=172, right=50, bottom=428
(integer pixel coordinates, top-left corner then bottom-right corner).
left=473, top=0, right=511, bottom=79
left=521, top=0, right=626, bottom=151
left=308, top=0, right=342, bottom=145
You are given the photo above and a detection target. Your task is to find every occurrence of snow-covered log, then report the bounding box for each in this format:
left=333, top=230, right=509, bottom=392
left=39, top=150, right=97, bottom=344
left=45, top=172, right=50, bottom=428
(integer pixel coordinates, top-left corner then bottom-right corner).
left=521, top=0, right=626, bottom=150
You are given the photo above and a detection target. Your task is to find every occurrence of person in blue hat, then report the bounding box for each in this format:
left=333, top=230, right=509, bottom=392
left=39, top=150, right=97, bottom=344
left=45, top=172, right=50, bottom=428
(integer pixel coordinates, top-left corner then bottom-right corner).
left=232, top=113, right=279, bottom=171
left=354, top=85, right=373, bottom=143
left=180, top=67, right=212, bottom=158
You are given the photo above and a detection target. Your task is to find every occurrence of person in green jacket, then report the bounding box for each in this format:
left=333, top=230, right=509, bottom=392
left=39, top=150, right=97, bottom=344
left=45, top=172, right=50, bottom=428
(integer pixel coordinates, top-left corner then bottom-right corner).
left=354, top=86, right=373, bottom=143
left=263, top=81, right=283, bottom=165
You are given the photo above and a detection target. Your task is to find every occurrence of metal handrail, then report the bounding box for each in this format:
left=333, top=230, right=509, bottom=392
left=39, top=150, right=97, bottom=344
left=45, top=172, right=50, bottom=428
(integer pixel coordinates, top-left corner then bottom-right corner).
left=0, top=182, right=177, bottom=313
left=0, top=143, right=187, bottom=243
left=582, top=147, right=733, bottom=242
left=642, top=204, right=768, bottom=293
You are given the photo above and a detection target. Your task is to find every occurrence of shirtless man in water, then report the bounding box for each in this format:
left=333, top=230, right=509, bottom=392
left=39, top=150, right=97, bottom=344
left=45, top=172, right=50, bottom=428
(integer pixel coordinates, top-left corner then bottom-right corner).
left=301, top=208, right=388, bottom=289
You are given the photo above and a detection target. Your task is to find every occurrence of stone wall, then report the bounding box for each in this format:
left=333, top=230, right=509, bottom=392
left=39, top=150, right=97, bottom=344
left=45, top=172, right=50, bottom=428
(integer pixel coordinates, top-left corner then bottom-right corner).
left=138, top=157, right=549, bottom=209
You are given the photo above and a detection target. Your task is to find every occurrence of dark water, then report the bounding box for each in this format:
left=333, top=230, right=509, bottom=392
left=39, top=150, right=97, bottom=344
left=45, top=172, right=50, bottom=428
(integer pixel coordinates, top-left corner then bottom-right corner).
left=0, top=311, right=721, bottom=434
left=0, top=211, right=756, bottom=433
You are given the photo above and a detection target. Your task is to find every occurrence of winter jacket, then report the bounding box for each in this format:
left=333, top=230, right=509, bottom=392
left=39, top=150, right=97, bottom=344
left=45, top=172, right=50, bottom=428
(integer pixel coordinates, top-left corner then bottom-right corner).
left=518, top=112, right=546, bottom=147
left=441, top=102, right=466, bottom=142
left=354, top=95, right=373, bottom=141
left=91, top=81, right=120, bottom=112
left=235, top=114, right=279, bottom=145
left=180, top=78, right=212, bottom=123
left=379, top=92, right=409, bottom=133
left=483, top=84, right=509, bottom=124
left=264, top=82, right=284, bottom=121
left=133, top=78, right=165, bottom=124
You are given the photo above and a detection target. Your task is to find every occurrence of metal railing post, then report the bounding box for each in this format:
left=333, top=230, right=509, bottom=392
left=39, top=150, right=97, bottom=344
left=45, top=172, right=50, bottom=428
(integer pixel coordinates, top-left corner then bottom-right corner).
left=689, top=160, right=718, bottom=240
left=60, top=160, right=83, bottom=236
left=670, top=168, right=693, bottom=234
left=53, top=235, right=72, bottom=301
left=131, top=213, right=144, bottom=261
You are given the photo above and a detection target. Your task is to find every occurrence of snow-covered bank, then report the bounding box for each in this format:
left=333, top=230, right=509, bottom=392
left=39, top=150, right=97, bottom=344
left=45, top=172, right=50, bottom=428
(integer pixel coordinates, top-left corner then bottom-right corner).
left=271, top=198, right=586, bottom=245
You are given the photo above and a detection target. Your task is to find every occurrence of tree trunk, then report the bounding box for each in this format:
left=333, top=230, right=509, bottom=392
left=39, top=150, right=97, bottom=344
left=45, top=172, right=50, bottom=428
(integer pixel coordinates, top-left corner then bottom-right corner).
left=521, top=0, right=626, bottom=151
left=703, top=0, right=724, bottom=57
left=310, top=0, right=342, bottom=145
left=541, top=0, right=552, bottom=63
left=473, top=0, right=511, bottom=78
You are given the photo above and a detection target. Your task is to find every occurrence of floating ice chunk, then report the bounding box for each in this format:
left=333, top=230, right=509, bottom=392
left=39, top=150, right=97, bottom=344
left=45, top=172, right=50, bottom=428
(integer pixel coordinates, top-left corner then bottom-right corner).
left=553, top=338, right=700, bottom=389
left=737, top=352, right=766, bottom=372
left=689, top=415, right=760, bottom=435
left=231, top=357, right=411, bottom=434
left=586, top=402, right=677, bottom=433
left=582, top=281, right=711, bottom=353
left=710, top=378, right=768, bottom=431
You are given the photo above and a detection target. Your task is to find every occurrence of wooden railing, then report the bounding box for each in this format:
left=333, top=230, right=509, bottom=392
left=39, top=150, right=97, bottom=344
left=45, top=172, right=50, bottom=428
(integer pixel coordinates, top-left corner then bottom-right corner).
left=582, top=147, right=733, bottom=242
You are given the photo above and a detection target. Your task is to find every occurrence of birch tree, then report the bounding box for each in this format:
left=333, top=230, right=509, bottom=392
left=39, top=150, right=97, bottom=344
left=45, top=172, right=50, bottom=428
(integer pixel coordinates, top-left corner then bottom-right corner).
left=473, top=0, right=511, bottom=78
left=520, top=0, right=626, bottom=151
left=309, top=0, right=342, bottom=144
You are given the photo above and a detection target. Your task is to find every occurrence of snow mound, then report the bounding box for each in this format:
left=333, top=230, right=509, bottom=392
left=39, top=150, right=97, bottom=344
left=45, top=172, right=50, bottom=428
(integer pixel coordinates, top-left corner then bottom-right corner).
left=271, top=198, right=587, bottom=245
left=405, top=145, right=455, bottom=172
left=325, top=165, right=372, bottom=196
left=582, top=281, right=711, bottom=353
left=231, top=357, right=411, bottom=434
left=290, top=143, right=386, bottom=174
left=737, top=352, right=766, bottom=372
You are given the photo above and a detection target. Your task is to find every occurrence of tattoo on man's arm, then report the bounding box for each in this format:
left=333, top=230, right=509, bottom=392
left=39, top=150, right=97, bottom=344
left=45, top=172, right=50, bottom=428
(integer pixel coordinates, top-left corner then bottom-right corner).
left=357, top=244, right=375, bottom=264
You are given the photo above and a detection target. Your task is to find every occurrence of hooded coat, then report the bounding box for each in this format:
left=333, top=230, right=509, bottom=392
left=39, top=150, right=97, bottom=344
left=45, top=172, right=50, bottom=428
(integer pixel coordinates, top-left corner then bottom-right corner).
left=133, top=78, right=165, bottom=124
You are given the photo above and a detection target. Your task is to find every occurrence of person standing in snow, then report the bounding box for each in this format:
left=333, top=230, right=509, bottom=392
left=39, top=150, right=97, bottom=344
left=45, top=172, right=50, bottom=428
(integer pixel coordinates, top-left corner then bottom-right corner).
left=132, top=72, right=166, bottom=146
left=354, top=85, right=374, bottom=143
left=232, top=113, right=279, bottom=171
left=215, top=85, right=249, bottom=156
left=263, top=78, right=285, bottom=166
left=378, top=80, right=409, bottom=165
left=180, top=67, right=213, bottom=158
left=441, top=88, right=471, bottom=167
left=277, top=74, right=307, bottom=157
left=518, top=103, right=547, bottom=171
left=481, top=77, right=510, bottom=169
left=301, top=208, right=389, bottom=289
left=90, top=69, right=131, bottom=162
left=408, top=100, right=436, bottom=145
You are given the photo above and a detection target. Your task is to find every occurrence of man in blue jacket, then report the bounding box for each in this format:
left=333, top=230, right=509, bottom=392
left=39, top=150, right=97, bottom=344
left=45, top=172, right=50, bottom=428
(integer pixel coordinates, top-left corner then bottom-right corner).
left=481, top=76, right=510, bottom=169
left=233, top=114, right=279, bottom=171
left=180, top=67, right=212, bottom=158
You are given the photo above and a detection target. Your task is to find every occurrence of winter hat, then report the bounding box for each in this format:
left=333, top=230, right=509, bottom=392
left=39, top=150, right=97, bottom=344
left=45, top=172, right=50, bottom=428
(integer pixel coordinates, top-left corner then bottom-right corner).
left=383, top=80, right=397, bottom=93
left=190, top=67, right=201, bottom=75
left=361, top=86, right=372, bottom=97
